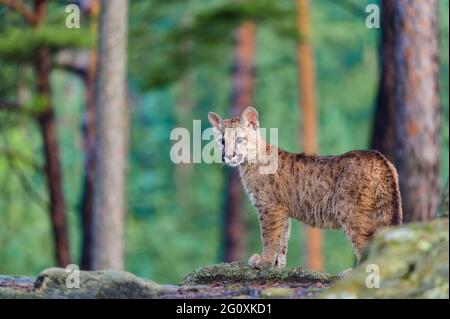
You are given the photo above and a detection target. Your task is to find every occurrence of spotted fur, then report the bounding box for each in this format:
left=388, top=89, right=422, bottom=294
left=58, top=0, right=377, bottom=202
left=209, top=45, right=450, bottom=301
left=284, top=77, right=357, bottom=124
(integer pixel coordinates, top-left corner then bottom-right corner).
left=208, top=107, right=403, bottom=269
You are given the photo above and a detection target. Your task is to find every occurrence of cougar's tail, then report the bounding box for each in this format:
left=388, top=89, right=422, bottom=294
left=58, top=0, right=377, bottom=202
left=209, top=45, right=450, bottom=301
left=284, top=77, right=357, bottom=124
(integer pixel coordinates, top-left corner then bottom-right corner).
left=373, top=152, right=403, bottom=226
left=384, top=159, right=403, bottom=225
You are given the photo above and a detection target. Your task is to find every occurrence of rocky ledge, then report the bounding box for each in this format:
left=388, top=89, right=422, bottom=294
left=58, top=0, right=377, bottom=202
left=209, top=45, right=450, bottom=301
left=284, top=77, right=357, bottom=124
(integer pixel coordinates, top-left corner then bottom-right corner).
left=0, top=263, right=338, bottom=299
left=1, top=187, right=448, bottom=299
left=1, top=214, right=447, bottom=299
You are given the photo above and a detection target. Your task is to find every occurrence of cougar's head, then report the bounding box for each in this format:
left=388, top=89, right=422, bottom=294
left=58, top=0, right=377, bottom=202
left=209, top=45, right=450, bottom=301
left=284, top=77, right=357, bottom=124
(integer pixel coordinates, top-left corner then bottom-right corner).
left=208, top=106, right=261, bottom=167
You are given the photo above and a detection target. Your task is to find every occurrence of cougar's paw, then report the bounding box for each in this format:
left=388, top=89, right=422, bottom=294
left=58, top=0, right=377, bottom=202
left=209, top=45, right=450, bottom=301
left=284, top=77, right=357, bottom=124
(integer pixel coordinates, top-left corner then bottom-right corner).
left=248, top=253, right=263, bottom=269
left=248, top=253, right=272, bottom=269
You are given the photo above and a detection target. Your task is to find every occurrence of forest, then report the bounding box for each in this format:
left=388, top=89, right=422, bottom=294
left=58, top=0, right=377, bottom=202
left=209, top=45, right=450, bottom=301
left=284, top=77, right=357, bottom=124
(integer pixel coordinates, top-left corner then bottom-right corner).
left=0, top=0, right=448, bottom=289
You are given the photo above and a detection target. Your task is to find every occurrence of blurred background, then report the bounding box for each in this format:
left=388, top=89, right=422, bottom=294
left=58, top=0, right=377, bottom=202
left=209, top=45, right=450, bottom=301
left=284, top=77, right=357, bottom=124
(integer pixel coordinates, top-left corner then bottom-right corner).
left=0, top=0, right=448, bottom=284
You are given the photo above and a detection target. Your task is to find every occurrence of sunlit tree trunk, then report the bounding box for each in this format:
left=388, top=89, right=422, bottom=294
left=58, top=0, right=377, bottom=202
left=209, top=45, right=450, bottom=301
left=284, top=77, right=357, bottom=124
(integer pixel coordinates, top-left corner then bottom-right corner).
left=296, top=0, right=322, bottom=271
left=174, top=33, right=195, bottom=216
left=92, top=0, right=129, bottom=269
left=372, top=0, right=440, bottom=222
left=33, top=0, right=71, bottom=267
left=223, top=21, right=255, bottom=263
left=174, top=71, right=195, bottom=212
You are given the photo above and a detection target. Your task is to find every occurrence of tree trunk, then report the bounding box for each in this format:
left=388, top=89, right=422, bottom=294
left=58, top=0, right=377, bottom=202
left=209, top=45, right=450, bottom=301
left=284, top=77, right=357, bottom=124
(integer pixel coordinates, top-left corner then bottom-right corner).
left=35, top=49, right=71, bottom=267
left=80, top=0, right=99, bottom=270
left=373, top=0, right=440, bottom=222
left=33, top=0, right=71, bottom=267
left=92, top=0, right=128, bottom=270
left=296, top=0, right=322, bottom=271
left=222, top=21, right=255, bottom=263
left=174, top=72, right=195, bottom=212
left=371, top=1, right=397, bottom=162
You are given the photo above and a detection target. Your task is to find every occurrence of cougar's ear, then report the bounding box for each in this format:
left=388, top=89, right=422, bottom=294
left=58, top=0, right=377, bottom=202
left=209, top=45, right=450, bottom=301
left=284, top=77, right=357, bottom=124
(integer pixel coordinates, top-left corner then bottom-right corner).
left=208, top=111, right=223, bottom=131
left=240, top=106, right=259, bottom=130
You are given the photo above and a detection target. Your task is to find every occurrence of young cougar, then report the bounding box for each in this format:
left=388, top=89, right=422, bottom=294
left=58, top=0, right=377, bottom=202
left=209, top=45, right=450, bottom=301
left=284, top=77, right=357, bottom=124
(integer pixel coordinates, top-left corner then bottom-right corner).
left=208, top=106, right=402, bottom=269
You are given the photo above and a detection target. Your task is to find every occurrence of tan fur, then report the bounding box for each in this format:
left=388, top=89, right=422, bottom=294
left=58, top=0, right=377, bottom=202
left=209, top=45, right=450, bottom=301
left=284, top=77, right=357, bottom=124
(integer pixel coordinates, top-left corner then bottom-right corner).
left=208, top=107, right=403, bottom=269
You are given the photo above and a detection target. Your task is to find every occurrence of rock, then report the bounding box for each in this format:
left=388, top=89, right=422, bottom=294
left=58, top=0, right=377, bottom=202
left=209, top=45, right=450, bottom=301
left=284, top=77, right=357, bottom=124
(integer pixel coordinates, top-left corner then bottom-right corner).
left=0, top=275, right=37, bottom=298
left=183, top=261, right=339, bottom=285
left=4, top=188, right=448, bottom=299
left=35, top=268, right=174, bottom=298
left=260, top=287, right=294, bottom=298
left=1, top=268, right=175, bottom=299
left=321, top=218, right=449, bottom=299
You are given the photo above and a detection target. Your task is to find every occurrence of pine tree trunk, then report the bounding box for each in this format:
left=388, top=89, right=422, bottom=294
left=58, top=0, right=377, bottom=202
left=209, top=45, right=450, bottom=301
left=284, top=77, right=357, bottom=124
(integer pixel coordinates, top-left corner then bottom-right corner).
left=33, top=0, right=71, bottom=267
left=371, top=0, right=397, bottom=162
left=92, top=0, right=128, bottom=270
left=296, top=0, right=322, bottom=271
left=174, top=72, right=195, bottom=211
left=80, top=0, right=99, bottom=270
left=223, top=21, right=255, bottom=262
left=373, top=0, right=440, bottom=222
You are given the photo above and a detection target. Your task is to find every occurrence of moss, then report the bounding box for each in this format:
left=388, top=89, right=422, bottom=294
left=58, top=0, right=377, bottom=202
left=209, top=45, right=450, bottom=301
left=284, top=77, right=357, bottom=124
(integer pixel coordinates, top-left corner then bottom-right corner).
left=183, top=261, right=339, bottom=285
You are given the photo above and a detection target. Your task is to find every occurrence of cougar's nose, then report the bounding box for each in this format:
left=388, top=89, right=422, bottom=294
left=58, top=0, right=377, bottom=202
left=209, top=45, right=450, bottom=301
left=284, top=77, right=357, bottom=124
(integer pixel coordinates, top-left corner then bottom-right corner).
left=224, top=152, right=236, bottom=162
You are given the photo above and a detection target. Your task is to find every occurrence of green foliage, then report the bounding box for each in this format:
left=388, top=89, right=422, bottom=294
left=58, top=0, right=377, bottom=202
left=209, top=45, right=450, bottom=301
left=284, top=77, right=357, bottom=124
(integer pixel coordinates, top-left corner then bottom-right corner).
left=128, top=0, right=297, bottom=89
left=0, top=26, right=94, bottom=62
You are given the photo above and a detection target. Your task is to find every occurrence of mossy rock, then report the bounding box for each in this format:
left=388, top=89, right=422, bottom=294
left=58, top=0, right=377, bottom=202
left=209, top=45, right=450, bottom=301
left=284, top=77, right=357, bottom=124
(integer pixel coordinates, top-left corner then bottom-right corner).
left=183, top=261, right=339, bottom=285
left=35, top=268, right=174, bottom=298
left=321, top=218, right=449, bottom=299
left=1, top=268, right=174, bottom=299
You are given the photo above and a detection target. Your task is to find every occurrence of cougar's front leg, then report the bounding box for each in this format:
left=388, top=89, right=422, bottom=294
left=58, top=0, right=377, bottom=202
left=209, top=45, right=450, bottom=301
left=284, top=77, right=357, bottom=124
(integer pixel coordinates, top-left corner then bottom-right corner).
left=248, top=208, right=288, bottom=269
left=275, top=218, right=291, bottom=269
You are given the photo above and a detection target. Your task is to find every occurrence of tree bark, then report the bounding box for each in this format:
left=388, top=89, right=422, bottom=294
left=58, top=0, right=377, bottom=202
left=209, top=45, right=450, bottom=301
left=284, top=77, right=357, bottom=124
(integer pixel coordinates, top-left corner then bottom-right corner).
left=222, top=21, right=255, bottom=263
left=372, top=0, right=440, bottom=222
left=296, top=0, right=322, bottom=271
left=371, top=0, right=397, bottom=162
left=35, top=48, right=71, bottom=267
left=33, top=0, right=71, bottom=267
left=92, top=0, right=128, bottom=270
left=80, top=0, right=99, bottom=270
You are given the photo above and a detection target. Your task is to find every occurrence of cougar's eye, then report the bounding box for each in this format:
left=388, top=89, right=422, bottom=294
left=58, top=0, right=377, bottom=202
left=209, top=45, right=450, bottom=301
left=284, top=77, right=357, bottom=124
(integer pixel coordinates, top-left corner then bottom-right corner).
left=236, top=137, right=244, bottom=144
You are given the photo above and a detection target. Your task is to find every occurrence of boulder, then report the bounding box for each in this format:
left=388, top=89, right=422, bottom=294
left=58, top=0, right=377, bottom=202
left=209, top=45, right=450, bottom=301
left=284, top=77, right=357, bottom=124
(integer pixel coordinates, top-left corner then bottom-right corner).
left=321, top=217, right=449, bottom=299
left=1, top=268, right=173, bottom=299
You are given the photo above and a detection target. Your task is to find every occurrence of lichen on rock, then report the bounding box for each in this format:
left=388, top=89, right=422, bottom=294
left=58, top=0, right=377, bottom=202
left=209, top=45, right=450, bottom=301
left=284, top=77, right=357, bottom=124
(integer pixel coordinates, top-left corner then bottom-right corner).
left=0, top=268, right=174, bottom=299
left=321, top=217, right=449, bottom=299
left=34, top=268, right=173, bottom=299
